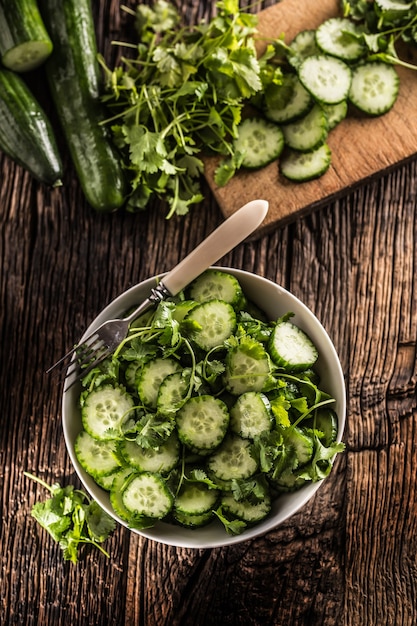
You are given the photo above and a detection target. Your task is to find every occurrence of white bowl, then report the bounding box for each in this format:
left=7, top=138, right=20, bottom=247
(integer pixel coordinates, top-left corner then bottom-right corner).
left=62, top=267, right=346, bottom=549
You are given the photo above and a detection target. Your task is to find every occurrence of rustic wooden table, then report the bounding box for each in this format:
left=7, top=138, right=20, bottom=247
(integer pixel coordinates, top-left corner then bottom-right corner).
left=1, top=1, right=417, bottom=625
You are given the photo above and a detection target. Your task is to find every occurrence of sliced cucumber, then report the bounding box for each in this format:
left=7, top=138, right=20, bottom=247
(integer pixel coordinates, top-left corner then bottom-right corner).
left=263, top=73, right=312, bottom=124
left=269, top=320, right=318, bottom=372
left=174, top=482, right=219, bottom=516
left=138, top=357, right=181, bottom=408
left=121, top=472, right=174, bottom=519
left=207, top=434, right=258, bottom=481
left=173, top=508, right=214, bottom=528
left=288, top=29, right=321, bottom=68
left=119, top=432, right=180, bottom=474
left=285, top=427, right=314, bottom=465
left=75, top=430, right=122, bottom=479
left=157, top=371, right=190, bottom=415
left=176, top=395, right=229, bottom=454
left=110, top=467, right=136, bottom=521
left=280, top=144, right=332, bottom=182
left=81, top=384, right=135, bottom=441
left=221, top=492, right=271, bottom=523
left=188, top=270, right=243, bottom=306
left=298, top=55, right=352, bottom=104
left=224, top=337, right=271, bottom=395
left=234, top=117, right=284, bottom=169
left=315, top=18, right=365, bottom=62
left=184, top=299, right=237, bottom=351
left=282, top=104, right=328, bottom=152
left=348, top=62, right=399, bottom=116
left=320, top=100, right=348, bottom=130
left=230, top=392, right=272, bottom=439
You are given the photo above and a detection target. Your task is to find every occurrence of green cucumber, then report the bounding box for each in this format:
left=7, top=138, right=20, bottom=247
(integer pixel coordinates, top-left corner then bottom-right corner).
left=176, top=395, right=230, bottom=455
left=207, top=434, right=258, bottom=481
left=38, top=0, right=127, bottom=211
left=0, top=0, right=53, bottom=72
left=184, top=300, right=237, bottom=351
left=0, top=69, right=63, bottom=186
left=75, top=430, right=122, bottom=479
left=269, top=320, right=318, bottom=372
left=121, top=472, right=174, bottom=519
left=188, top=270, right=243, bottom=307
left=81, top=384, right=136, bottom=441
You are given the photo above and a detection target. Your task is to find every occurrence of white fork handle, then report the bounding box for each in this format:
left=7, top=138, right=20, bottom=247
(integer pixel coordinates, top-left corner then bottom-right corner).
left=161, top=199, right=268, bottom=296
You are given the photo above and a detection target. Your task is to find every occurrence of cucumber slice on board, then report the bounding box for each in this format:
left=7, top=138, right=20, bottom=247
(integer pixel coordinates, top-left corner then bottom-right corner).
left=280, top=144, right=332, bottom=182
left=298, top=55, right=352, bottom=104
left=349, top=62, right=399, bottom=116
left=315, top=18, right=365, bottom=62
left=234, top=117, right=284, bottom=169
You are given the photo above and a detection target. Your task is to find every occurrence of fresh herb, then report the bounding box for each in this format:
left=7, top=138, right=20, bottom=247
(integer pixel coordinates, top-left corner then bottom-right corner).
left=25, top=472, right=116, bottom=564
left=341, top=0, right=417, bottom=69
left=99, top=0, right=271, bottom=217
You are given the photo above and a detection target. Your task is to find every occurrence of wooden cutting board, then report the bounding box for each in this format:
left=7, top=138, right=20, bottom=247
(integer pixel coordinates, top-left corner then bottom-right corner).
left=203, top=0, right=417, bottom=235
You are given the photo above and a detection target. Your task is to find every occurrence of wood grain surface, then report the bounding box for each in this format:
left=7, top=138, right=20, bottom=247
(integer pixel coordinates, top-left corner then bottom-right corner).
left=204, top=0, right=417, bottom=235
left=1, top=1, right=417, bottom=625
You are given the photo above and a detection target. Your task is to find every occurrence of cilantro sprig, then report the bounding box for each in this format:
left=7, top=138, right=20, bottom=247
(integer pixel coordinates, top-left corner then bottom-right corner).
left=25, top=472, right=116, bottom=564
left=99, top=0, right=268, bottom=217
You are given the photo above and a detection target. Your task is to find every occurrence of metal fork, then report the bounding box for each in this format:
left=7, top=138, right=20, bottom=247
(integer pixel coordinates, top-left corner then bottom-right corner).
left=47, top=199, right=269, bottom=388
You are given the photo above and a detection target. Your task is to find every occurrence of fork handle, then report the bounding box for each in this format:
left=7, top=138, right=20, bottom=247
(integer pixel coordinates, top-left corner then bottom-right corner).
left=160, top=199, right=268, bottom=296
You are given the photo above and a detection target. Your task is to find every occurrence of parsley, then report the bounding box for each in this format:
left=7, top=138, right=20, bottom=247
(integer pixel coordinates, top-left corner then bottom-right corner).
left=99, top=0, right=267, bottom=217
left=25, top=472, right=116, bottom=564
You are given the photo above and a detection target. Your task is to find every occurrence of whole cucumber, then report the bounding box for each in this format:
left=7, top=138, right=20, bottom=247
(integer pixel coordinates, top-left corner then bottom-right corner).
left=0, top=69, right=63, bottom=186
left=0, top=0, right=53, bottom=72
left=38, top=0, right=127, bottom=212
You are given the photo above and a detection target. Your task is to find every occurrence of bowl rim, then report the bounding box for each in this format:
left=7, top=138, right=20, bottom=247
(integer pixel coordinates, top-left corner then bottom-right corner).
left=62, top=267, right=346, bottom=549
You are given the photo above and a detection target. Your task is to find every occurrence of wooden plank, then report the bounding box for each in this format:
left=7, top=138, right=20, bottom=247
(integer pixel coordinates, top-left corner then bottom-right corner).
left=203, top=0, right=417, bottom=234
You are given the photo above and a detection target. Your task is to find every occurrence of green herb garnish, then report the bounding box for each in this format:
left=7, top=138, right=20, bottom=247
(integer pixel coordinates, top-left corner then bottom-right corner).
left=25, top=472, right=116, bottom=564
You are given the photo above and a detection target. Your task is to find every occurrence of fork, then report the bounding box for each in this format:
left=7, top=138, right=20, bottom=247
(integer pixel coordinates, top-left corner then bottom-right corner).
left=48, top=199, right=268, bottom=388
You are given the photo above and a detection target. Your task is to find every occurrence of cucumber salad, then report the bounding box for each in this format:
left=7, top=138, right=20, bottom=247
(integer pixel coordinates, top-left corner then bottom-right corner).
left=74, top=270, right=344, bottom=536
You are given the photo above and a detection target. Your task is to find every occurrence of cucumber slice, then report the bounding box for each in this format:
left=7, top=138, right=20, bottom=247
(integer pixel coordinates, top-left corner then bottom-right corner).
left=269, top=320, right=318, bottom=371
left=230, top=392, right=272, bottom=439
left=288, top=29, right=321, bottom=68
left=189, top=270, right=243, bottom=306
left=110, top=467, right=136, bottom=521
left=320, top=100, right=348, bottom=130
left=234, top=117, right=284, bottom=169
left=173, top=508, right=214, bottom=528
left=263, top=73, right=312, bottom=124
left=224, top=337, right=271, bottom=395
left=280, top=144, right=332, bottom=182
left=315, top=18, right=365, bottom=62
left=285, top=427, right=314, bottom=465
left=176, top=395, right=229, bottom=454
left=184, top=299, right=237, bottom=350
left=281, top=104, right=328, bottom=152
left=81, top=384, right=135, bottom=441
left=157, top=371, right=190, bottom=415
left=348, top=62, right=399, bottom=116
left=207, top=434, right=258, bottom=481
left=119, top=432, right=180, bottom=474
left=75, top=430, right=122, bottom=478
left=298, top=55, right=352, bottom=104
left=174, top=482, right=219, bottom=516
left=121, top=472, right=174, bottom=519
left=138, top=357, right=181, bottom=408
left=221, top=492, right=271, bottom=523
